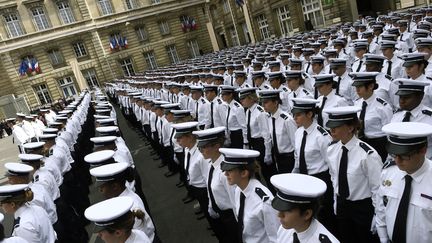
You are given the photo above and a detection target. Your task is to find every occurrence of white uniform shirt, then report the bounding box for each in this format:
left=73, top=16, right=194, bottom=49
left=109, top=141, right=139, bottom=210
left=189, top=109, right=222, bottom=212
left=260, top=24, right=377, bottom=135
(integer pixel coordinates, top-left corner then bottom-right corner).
left=12, top=204, right=56, bottom=243
left=376, top=159, right=432, bottom=243
left=277, top=218, right=340, bottom=243
left=29, top=182, right=57, bottom=224
left=317, top=90, right=349, bottom=130
left=119, top=188, right=155, bottom=241
left=12, top=125, right=29, bottom=145
left=209, top=97, right=225, bottom=128
left=382, top=55, right=405, bottom=80
left=184, top=143, right=209, bottom=188
left=354, top=94, right=393, bottom=138
left=21, top=121, right=35, bottom=139
left=334, top=71, right=357, bottom=104
left=234, top=179, right=280, bottom=243
left=326, top=136, right=382, bottom=206
left=277, top=86, right=291, bottom=112
left=125, top=229, right=151, bottom=243
left=2, top=236, right=29, bottom=242
left=351, top=57, right=366, bottom=73
left=293, top=122, right=332, bottom=175
left=245, top=103, right=270, bottom=145
left=192, top=97, right=211, bottom=128
left=226, top=100, right=247, bottom=144
left=34, top=166, right=60, bottom=201
left=267, top=108, right=297, bottom=154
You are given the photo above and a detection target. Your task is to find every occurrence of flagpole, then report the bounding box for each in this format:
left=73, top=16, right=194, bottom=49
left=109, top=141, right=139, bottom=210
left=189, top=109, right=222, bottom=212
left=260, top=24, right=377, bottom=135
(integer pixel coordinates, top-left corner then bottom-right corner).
left=227, top=0, right=241, bottom=46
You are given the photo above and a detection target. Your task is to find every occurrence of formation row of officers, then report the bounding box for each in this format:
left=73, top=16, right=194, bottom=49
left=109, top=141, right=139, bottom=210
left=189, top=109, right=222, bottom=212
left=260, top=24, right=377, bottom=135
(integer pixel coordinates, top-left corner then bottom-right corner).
left=103, top=8, right=432, bottom=242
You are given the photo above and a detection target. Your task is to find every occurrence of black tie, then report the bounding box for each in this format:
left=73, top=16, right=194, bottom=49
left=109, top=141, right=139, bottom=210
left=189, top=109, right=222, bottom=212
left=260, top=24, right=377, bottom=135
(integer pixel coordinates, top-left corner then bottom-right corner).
left=231, top=76, right=234, bottom=86
left=160, top=120, right=163, bottom=143
left=169, top=128, right=175, bottom=147
left=185, top=152, right=191, bottom=180
left=226, top=106, right=231, bottom=131
left=238, top=192, right=246, bottom=243
left=306, top=62, right=311, bottom=73
left=358, top=101, right=367, bottom=138
left=186, top=98, right=190, bottom=110
left=208, top=165, right=221, bottom=213
left=356, top=60, right=363, bottom=72
left=392, top=175, right=412, bottom=243
left=299, top=130, right=308, bottom=174
left=210, top=102, right=214, bottom=128
left=403, top=111, right=411, bottom=122
left=195, top=102, right=199, bottom=121
left=336, top=76, right=341, bottom=95
left=400, top=33, right=404, bottom=41
left=272, top=117, right=279, bottom=154
left=387, top=60, right=392, bottom=76
left=338, top=146, right=350, bottom=198
left=293, top=232, right=300, bottom=243
left=317, top=97, right=327, bottom=127
left=247, top=109, right=252, bottom=143
left=293, top=92, right=297, bottom=98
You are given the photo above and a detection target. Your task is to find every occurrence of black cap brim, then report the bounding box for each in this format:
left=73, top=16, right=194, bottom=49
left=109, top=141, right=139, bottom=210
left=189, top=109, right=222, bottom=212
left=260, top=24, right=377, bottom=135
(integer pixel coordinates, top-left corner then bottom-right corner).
left=220, top=162, right=243, bottom=171
left=325, top=120, right=347, bottom=128
left=271, top=197, right=295, bottom=211
left=395, top=90, right=423, bottom=96
left=385, top=142, right=417, bottom=155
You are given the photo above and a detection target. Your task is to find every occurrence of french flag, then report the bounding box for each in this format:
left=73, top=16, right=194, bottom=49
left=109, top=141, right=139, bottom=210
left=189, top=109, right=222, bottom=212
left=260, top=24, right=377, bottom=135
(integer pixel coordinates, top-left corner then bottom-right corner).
left=123, top=36, right=128, bottom=48
left=109, top=37, right=116, bottom=51
left=19, top=60, right=27, bottom=76
left=31, top=58, right=41, bottom=74
left=26, top=59, right=33, bottom=74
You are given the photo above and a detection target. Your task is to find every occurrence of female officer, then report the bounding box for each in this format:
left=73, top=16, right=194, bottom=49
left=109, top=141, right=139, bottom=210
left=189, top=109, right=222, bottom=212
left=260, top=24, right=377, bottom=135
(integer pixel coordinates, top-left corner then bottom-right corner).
left=350, top=72, right=393, bottom=162
left=0, top=212, right=29, bottom=243
left=324, top=106, right=382, bottom=243
left=220, top=148, right=280, bottom=243
left=85, top=196, right=151, bottom=243
left=0, top=184, right=56, bottom=242
left=270, top=173, right=339, bottom=243
left=290, top=98, right=337, bottom=235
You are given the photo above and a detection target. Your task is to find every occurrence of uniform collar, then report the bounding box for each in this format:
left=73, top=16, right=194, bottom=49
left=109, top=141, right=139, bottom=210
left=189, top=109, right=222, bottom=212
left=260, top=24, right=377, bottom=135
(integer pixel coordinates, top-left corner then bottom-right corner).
left=296, top=218, right=319, bottom=241
left=15, top=203, right=29, bottom=219
left=272, top=107, right=282, bottom=118
left=364, top=93, right=376, bottom=105
left=408, top=103, right=423, bottom=118
left=188, top=142, right=199, bottom=155
left=304, top=121, right=317, bottom=134
left=249, top=103, right=258, bottom=112
left=402, top=158, right=430, bottom=183
left=212, top=154, right=224, bottom=168
left=241, top=178, right=257, bottom=198
left=342, top=135, right=358, bottom=151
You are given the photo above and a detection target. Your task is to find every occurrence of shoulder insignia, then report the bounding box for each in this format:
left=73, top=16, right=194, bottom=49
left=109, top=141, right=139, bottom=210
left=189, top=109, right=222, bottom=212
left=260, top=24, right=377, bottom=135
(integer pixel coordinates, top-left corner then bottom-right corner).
left=255, top=187, right=269, bottom=202
left=280, top=113, right=288, bottom=120
left=376, top=97, right=388, bottom=106
left=257, top=105, right=264, bottom=112
left=319, top=234, right=332, bottom=243
left=317, top=126, right=329, bottom=136
left=33, top=175, right=39, bottom=182
left=385, top=74, right=393, bottom=81
left=13, top=217, right=20, bottom=229
left=422, top=109, right=432, bottom=116
left=282, top=87, right=289, bottom=92
left=303, top=89, right=310, bottom=95
left=359, top=142, right=373, bottom=154
left=329, top=140, right=338, bottom=146
left=393, top=108, right=402, bottom=114
left=234, top=102, right=241, bottom=108
left=201, top=98, right=206, bottom=104
left=382, top=159, right=396, bottom=170
left=427, top=77, right=432, bottom=81
left=217, top=99, right=222, bottom=105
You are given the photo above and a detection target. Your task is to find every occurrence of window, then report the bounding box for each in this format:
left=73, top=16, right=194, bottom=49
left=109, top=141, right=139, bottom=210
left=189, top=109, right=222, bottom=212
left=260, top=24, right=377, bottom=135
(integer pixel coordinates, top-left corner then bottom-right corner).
left=151, top=0, right=161, bottom=4
left=82, top=69, right=99, bottom=87
left=222, top=0, right=230, bottom=14
left=120, top=58, right=135, bottom=76
left=166, top=45, right=180, bottom=64
left=229, top=28, right=239, bottom=46
left=98, top=0, right=114, bottom=15
left=159, top=21, right=170, bottom=35
left=58, top=77, right=77, bottom=97
left=256, top=14, right=270, bottom=40
left=143, top=51, right=158, bottom=70
left=47, top=49, right=65, bottom=66
left=72, top=42, right=87, bottom=57
left=3, top=13, right=25, bottom=38
left=57, top=1, right=75, bottom=24
left=31, top=7, right=50, bottom=31
left=187, top=39, right=200, bottom=58
left=135, top=26, right=149, bottom=41
left=34, top=84, right=52, bottom=105
left=277, top=5, right=293, bottom=37
left=125, top=0, right=137, bottom=10
left=301, top=0, right=324, bottom=28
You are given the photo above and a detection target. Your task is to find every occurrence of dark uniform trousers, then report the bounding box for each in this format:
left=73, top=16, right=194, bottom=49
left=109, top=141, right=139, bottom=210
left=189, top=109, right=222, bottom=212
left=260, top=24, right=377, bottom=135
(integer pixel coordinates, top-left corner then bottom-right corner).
left=229, top=130, right=243, bottom=149
left=273, top=151, right=295, bottom=173
left=311, top=170, right=337, bottom=236
left=211, top=209, right=241, bottom=243
left=361, top=136, right=388, bottom=163
left=162, top=146, right=179, bottom=173
left=336, top=197, right=380, bottom=243
left=250, top=137, right=277, bottom=194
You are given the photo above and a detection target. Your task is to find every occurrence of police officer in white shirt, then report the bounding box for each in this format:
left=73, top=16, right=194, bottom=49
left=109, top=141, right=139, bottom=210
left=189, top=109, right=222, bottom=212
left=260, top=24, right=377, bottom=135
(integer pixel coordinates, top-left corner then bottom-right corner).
left=234, top=71, right=251, bottom=89
left=363, top=55, right=396, bottom=106
left=220, top=86, right=247, bottom=149
left=84, top=197, right=151, bottom=243
left=0, top=212, right=29, bottom=243
left=391, top=79, right=432, bottom=159
left=251, top=71, right=271, bottom=90
left=331, top=58, right=358, bottom=104
left=259, top=90, right=297, bottom=174
left=376, top=122, right=432, bottom=243
left=270, top=174, right=340, bottom=243
left=380, top=40, right=405, bottom=81
left=6, top=118, right=29, bottom=153
left=220, top=148, right=280, bottom=243
left=193, top=127, right=238, bottom=242
left=286, top=71, right=313, bottom=110
left=351, top=72, right=393, bottom=162
left=203, top=85, right=225, bottom=128
left=190, top=86, right=211, bottom=130
left=290, top=98, right=337, bottom=234
left=324, top=107, right=382, bottom=243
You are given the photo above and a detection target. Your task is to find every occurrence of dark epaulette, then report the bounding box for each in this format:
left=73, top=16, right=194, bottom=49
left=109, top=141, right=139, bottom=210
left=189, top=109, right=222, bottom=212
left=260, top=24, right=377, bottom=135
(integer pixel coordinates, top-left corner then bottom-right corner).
left=201, top=98, right=206, bottom=104
left=319, top=234, right=332, bottom=243
left=255, top=187, right=269, bottom=202
left=359, top=142, right=374, bottom=154
left=329, top=140, right=338, bottom=146
left=303, top=89, right=310, bottom=95
left=217, top=98, right=223, bottom=105
left=422, top=109, right=432, bottom=116
left=317, top=126, right=329, bottom=136
left=280, top=113, right=289, bottom=120
left=385, top=74, right=393, bottom=81
left=257, top=105, right=264, bottom=112
left=376, top=97, right=388, bottom=106
left=383, top=159, right=396, bottom=169
left=393, top=108, right=403, bottom=114
left=282, top=87, right=289, bottom=92
left=33, top=175, right=39, bottom=183
left=13, top=217, right=20, bottom=229
left=427, top=77, right=432, bottom=81
left=234, top=101, right=241, bottom=108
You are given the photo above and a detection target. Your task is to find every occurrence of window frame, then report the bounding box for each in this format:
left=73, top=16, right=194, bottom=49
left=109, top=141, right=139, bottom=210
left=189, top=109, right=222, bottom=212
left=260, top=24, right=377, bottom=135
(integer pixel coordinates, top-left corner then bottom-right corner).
left=3, top=12, right=25, bottom=38
left=47, top=49, right=65, bottom=67
left=277, top=5, right=294, bottom=37
left=256, top=14, right=270, bottom=40
left=72, top=41, right=88, bottom=58
left=31, top=6, right=50, bottom=31
left=229, top=28, right=239, bottom=46
left=166, top=45, right=180, bottom=64
left=159, top=20, right=170, bottom=35
left=98, top=0, right=114, bottom=16
left=135, top=26, right=149, bottom=42
left=57, top=76, right=78, bottom=98
left=119, top=58, right=135, bottom=77
left=33, top=83, right=53, bottom=105
left=57, top=1, right=75, bottom=25
left=300, top=0, right=325, bottom=28
left=143, top=51, right=158, bottom=70
left=82, top=69, right=100, bottom=87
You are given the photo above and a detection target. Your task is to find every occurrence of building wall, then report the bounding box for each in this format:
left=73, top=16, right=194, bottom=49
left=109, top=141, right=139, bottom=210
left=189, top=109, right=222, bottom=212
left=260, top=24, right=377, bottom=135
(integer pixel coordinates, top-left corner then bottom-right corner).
left=0, top=0, right=213, bottom=108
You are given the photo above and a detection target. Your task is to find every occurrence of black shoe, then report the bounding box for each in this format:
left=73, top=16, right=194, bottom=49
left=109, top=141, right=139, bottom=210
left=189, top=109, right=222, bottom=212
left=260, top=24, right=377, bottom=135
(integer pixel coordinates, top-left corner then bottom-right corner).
left=182, top=195, right=192, bottom=201
left=164, top=171, right=177, bottom=177
left=176, top=182, right=185, bottom=188
left=183, top=197, right=194, bottom=204
left=196, top=214, right=205, bottom=220
left=158, top=163, right=166, bottom=168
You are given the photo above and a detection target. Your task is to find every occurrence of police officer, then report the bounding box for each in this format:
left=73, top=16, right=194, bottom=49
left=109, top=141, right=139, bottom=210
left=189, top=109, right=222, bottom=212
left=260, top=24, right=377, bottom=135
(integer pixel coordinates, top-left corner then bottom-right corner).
left=324, top=106, right=382, bottom=243
left=270, top=173, right=340, bottom=243
left=220, top=148, right=280, bottom=243
left=376, top=122, right=432, bottom=243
